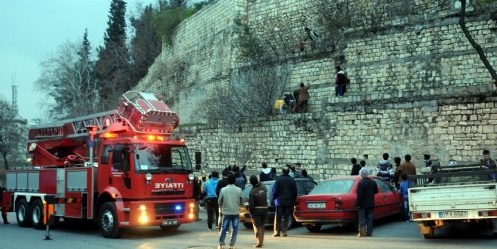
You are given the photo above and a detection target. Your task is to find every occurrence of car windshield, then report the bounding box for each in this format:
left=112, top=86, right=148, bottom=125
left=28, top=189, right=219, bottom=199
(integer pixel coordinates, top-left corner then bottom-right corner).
left=133, top=144, right=193, bottom=173
left=309, top=179, right=355, bottom=194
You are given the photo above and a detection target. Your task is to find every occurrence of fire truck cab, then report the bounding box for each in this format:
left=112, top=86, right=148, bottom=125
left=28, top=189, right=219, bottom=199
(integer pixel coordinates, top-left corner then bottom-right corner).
left=2, top=92, right=198, bottom=238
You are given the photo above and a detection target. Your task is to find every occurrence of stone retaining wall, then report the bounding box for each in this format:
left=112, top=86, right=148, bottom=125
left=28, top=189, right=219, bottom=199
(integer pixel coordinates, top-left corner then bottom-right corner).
left=135, top=0, right=497, bottom=180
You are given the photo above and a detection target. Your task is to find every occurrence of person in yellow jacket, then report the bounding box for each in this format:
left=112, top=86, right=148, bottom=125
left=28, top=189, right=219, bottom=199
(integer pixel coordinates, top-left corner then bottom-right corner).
left=273, top=96, right=285, bottom=114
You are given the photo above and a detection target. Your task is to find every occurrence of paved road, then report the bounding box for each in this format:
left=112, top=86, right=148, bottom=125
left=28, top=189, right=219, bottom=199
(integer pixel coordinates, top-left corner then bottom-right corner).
left=0, top=210, right=495, bottom=249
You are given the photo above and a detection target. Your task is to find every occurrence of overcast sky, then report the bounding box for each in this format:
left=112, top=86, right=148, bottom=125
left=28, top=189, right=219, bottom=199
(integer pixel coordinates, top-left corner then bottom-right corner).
left=0, top=0, right=195, bottom=122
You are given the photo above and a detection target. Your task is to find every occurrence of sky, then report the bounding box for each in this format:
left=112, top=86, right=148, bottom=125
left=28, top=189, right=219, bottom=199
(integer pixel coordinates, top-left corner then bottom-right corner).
left=0, top=0, right=191, bottom=123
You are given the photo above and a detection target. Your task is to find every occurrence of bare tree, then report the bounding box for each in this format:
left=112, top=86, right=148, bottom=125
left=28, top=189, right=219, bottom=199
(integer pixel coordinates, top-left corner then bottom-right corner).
left=0, top=100, right=27, bottom=172
left=199, top=15, right=304, bottom=124
left=201, top=64, right=292, bottom=124
left=458, top=0, right=497, bottom=86
left=36, top=39, right=98, bottom=120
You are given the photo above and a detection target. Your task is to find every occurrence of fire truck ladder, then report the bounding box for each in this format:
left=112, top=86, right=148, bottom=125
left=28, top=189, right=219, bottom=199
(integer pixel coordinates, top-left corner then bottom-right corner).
left=28, top=110, right=121, bottom=142
left=28, top=92, right=179, bottom=142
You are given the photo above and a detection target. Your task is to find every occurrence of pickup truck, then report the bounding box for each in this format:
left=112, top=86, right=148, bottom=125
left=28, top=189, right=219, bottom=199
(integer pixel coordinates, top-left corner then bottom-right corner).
left=408, top=164, right=497, bottom=239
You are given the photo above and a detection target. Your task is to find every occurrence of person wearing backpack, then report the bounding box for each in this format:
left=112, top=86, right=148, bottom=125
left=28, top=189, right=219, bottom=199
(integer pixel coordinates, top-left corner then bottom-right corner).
left=259, top=162, right=272, bottom=182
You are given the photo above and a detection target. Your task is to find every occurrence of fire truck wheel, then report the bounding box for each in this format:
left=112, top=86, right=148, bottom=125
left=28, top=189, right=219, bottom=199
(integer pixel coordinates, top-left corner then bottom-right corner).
left=160, top=224, right=180, bottom=232
left=30, top=199, right=45, bottom=230
left=16, top=199, right=32, bottom=227
left=98, top=202, right=123, bottom=238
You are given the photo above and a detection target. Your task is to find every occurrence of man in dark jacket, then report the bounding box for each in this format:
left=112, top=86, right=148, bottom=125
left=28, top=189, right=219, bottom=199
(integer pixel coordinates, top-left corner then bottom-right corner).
left=249, top=175, right=268, bottom=248
left=356, top=168, right=378, bottom=237
left=216, top=168, right=230, bottom=231
left=350, top=157, right=361, bottom=176
left=271, top=166, right=297, bottom=237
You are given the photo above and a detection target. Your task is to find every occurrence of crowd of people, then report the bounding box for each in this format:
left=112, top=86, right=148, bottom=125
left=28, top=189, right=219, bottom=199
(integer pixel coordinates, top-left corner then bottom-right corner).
left=352, top=150, right=497, bottom=227
left=196, top=162, right=313, bottom=249
left=192, top=150, right=497, bottom=247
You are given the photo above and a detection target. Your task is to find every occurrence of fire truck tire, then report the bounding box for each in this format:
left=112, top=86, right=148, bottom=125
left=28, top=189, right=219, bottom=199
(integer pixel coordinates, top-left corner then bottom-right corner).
left=160, top=224, right=181, bottom=232
left=30, top=199, right=45, bottom=230
left=16, top=199, right=32, bottom=227
left=98, top=202, right=122, bottom=238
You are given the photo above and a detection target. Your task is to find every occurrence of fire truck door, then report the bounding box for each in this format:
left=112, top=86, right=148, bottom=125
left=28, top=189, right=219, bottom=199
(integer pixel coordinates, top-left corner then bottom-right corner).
left=111, top=145, right=133, bottom=192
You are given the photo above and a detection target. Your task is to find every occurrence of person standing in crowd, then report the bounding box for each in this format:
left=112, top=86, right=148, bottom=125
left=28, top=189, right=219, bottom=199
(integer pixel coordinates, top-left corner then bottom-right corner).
left=269, top=167, right=278, bottom=180
left=216, top=168, right=230, bottom=231
left=203, top=171, right=220, bottom=231
left=396, top=154, right=417, bottom=186
left=335, top=66, right=349, bottom=97
left=293, top=163, right=304, bottom=178
left=301, top=169, right=317, bottom=185
left=233, top=165, right=247, bottom=190
left=192, top=176, right=203, bottom=220
left=248, top=175, right=268, bottom=248
left=481, top=150, right=497, bottom=180
left=399, top=174, right=411, bottom=222
left=350, top=157, right=361, bottom=176
left=376, top=153, right=394, bottom=184
left=356, top=168, right=378, bottom=237
left=272, top=166, right=297, bottom=237
left=480, top=150, right=496, bottom=169
left=217, top=173, right=243, bottom=249
left=259, top=162, right=272, bottom=182
left=359, top=160, right=366, bottom=170
left=392, top=156, right=402, bottom=189
left=297, top=82, right=310, bottom=113
left=423, top=154, right=433, bottom=168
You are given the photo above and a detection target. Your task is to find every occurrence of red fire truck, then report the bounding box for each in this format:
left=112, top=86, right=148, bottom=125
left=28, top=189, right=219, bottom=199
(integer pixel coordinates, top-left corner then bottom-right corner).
left=1, top=91, right=198, bottom=238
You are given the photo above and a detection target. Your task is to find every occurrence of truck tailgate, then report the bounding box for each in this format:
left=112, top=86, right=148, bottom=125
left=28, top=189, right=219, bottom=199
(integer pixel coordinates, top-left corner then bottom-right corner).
left=409, top=183, right=497, bottom=212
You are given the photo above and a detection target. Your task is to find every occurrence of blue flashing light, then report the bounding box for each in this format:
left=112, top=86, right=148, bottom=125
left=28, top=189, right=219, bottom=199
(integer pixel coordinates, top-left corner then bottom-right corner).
left=175, top=205, right=182, bottom=211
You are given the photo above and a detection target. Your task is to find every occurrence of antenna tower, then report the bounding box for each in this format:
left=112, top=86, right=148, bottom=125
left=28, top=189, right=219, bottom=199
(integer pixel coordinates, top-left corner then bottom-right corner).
left=11, top=75, right=18, bottom=116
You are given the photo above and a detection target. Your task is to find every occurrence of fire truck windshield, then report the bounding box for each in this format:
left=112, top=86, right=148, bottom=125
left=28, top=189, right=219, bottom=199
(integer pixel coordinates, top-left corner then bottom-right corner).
left=133, top=144, right=192, bottom=173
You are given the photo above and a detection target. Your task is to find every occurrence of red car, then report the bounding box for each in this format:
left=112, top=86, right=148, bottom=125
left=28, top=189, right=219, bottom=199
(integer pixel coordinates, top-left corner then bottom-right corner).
left=293, top=175, right=402, bottom=232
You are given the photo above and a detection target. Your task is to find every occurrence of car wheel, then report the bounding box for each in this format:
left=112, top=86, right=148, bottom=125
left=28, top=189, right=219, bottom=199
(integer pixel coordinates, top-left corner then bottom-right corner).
left=306, top=224, right=322, bottom=232
left=422, top=226, right=435, bottom=239
left=98, top=202, right=122, bottom=238
left=16, top=198, right=32, bottom=227
left=160, top=224, right=180, bottom=232
left=30, top=199, right=45, bottom=230
left=418, top=222, right=435, bottom=239
left=243, top=222, right=253, bottom=229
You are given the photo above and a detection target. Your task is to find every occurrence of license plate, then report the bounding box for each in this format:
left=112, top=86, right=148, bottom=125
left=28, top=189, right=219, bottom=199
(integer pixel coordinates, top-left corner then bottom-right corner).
left=162, top=219, right=178, bottom=226
left=307, top=203, right=326, bottom=209
left=438, top=211, right=468, bottom=218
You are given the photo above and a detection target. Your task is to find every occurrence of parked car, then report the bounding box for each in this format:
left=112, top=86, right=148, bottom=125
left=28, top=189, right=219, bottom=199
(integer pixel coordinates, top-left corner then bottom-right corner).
left=293, top=175, right=402, bottom=232
left=239, top=178, right=316, bottom=229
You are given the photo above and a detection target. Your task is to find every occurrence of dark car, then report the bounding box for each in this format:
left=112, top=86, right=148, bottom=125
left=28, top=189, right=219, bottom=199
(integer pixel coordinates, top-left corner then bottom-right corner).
left=239, top=177, right=316, bottom=229
left=293, top=176, right=402, bottom=232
